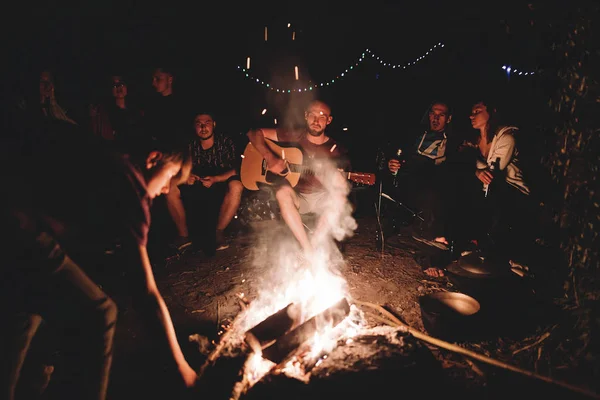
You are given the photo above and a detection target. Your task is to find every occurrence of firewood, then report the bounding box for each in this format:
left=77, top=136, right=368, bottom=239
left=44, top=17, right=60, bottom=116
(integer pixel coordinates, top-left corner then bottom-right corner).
left=244, top=303, right=302, bottom=352
left=261, top=297, right=351, bottom=365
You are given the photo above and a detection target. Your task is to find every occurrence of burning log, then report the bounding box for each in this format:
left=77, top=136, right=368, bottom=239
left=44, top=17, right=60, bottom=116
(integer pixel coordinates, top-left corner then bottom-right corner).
left=261, top=297, right=350, bottom=365
left=244, top=303, right=302, bottom=352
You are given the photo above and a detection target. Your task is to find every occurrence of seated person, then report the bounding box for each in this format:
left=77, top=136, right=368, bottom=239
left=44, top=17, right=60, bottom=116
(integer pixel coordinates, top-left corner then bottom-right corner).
left=0, top=121, right=197, bottom=399
left=246, top=100, right=352, bottom=258
left=166, top=111, right=243, bottom=253
left=88, top=74, right=145, bottom=152
left=376, top=100, right=455, bottom=242
left=424, top=98, right=537, bottom=277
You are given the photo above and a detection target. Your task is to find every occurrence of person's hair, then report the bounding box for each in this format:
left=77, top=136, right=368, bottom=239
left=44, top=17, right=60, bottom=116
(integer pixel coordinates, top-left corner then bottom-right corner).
left=430, top=100, right=453, bottom=116
left=131, top=136, right=192, bottom=183
left=194, top=111, right=216, bottom=121
left=108, top=73, right=127, bottom=85
left=153, top=67, right=175, bottom=77
left=472, top=98, right=504, bottom=144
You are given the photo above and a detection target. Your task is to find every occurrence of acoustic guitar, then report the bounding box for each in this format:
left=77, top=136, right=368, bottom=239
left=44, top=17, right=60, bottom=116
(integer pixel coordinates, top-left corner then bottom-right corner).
left=240, top=139, right=376, bottom=191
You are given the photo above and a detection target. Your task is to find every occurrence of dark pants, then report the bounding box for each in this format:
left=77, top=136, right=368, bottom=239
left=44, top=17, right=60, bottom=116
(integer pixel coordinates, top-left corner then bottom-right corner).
left=446, top=173, right=538, bottom=261
left=0, top=211, right=117, bottom=400
left=180, top=182, right=228, bottom=252
left=387, top=155, right=447, bottom=238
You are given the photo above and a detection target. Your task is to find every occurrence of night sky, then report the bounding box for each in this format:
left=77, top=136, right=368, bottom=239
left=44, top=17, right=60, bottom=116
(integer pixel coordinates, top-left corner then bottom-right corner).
left=3, top=1, right=559, bottom=164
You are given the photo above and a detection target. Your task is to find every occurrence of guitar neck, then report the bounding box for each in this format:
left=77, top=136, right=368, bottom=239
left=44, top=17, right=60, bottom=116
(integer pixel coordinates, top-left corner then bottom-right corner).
left=288, top=163, right=351, bottom=178
left=288, top=163, right=313, bottom=175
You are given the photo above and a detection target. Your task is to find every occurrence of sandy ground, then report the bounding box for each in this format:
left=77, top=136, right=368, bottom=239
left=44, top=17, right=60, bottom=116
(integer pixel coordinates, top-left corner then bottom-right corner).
left=97, top=209, right=597, bottom=400
left=16, top=197, right=594, bottom=399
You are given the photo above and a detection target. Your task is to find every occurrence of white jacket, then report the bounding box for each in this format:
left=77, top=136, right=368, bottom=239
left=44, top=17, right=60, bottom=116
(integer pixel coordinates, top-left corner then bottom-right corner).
left=476, top=126, right=529, bottom=195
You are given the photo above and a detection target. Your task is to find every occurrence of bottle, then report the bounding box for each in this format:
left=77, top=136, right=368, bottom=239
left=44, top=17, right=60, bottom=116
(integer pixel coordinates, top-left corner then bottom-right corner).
left=484, top=157, right=501, bottom=198
left=391, top=148, right=402, bottom=187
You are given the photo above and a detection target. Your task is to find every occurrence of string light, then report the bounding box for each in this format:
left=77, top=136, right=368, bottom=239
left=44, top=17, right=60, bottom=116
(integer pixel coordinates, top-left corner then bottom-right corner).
left=365, top=42, right=445, bottom=69
left=502, top=65, right=536, bottom=76
left=237, top=52, right=366, bottom=92
left=238, top=42, right=536, bottom=93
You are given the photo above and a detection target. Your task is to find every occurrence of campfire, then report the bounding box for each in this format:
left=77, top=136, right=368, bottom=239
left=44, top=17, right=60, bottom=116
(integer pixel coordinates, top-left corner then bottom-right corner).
left=193, top=159, right=401, bottom=398
left=215, top=248, right=367, bottom=392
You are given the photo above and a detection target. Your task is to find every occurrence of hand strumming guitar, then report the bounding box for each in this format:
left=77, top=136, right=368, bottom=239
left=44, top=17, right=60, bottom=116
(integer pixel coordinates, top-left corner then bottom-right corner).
left=265, top=155, right=289, bottom=175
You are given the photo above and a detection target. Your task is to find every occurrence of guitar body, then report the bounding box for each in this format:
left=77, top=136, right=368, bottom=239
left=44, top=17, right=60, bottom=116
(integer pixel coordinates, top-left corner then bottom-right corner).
left=240, top=138, right=377, bottom=191
left=240, top=139, right=304, bottom=190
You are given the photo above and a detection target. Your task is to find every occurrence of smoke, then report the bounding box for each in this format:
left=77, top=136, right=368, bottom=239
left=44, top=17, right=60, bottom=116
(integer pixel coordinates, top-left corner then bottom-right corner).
left=234, top=59, right=357, bottom=342
left=235, top=154, right=357, bottom=335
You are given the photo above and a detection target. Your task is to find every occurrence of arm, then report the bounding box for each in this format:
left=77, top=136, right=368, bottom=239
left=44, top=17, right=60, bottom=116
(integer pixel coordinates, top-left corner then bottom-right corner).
left=211, top=169, right=237, bottom=183
left=126, top=244, right=197, bottom=388
left=195, top=169, right=237, bottom=187
left=490, top=134, right=516, bottom=171
left=476, top=134, right=516, bottom=185
left=246, top=128, right=287, bottom=173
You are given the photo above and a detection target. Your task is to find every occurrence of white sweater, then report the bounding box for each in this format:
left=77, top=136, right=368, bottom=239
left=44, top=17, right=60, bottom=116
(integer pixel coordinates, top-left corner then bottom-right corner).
left=476, top=126, right=530, bottom=195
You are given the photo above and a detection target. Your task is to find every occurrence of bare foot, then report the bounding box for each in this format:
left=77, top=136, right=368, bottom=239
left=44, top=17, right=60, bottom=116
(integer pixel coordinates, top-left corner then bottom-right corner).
left=434, top=237, right=449, bottom=246
left=424, top=267, right=445, bottom=277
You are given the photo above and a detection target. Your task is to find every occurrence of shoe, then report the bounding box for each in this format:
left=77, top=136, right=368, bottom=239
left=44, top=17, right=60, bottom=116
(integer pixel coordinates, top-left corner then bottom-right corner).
left=170, top=236, right=193, bottom=253
left=215, top=230, right=229, bottom=251
left=412, top=235, right=449, bottom=250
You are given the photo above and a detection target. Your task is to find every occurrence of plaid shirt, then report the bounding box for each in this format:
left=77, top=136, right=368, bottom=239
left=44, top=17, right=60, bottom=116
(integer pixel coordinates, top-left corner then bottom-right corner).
left=189, top=133, right=238, bottom=177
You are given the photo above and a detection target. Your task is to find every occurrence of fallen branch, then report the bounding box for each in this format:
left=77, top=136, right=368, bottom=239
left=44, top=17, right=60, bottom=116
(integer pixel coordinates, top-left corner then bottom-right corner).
left=465, top=358, right=485, bottom=377
left=513, top=332, right=551, bottom=356
left=354, top=300, right=600, bottom=400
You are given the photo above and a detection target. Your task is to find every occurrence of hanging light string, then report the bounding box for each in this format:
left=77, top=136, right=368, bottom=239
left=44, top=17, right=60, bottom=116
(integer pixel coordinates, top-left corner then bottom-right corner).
left=501, top=65, right=536, bottom=76
left=237, top=52, right=367, bottom=93
left=238, top=42, right=537, bottom=92
left=365, top=42, right=445, bottom=68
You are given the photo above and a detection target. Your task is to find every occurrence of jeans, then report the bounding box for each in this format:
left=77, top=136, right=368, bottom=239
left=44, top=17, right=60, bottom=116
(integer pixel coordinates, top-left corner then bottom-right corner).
left=0, top=210, right=117, bottom=400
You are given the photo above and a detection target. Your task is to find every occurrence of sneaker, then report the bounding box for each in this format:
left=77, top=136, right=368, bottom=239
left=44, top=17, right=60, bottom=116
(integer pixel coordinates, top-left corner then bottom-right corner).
left=215, top=230, right=229, bottom=251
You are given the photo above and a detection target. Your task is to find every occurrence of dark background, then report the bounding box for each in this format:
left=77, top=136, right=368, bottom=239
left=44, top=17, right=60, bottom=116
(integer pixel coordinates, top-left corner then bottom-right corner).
left=2, top=0, right=565, bottom=170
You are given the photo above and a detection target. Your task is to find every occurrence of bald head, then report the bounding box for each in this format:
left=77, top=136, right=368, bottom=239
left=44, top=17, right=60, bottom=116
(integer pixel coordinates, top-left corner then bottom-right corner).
left=306, top=100, right=331, bottom=115
left=304, top=100, right=332, bottom=137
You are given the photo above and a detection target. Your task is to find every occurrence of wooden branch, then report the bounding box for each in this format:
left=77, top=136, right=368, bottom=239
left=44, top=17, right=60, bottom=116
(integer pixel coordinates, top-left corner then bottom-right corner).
left=512, top=332, right=551, bottom=356
left=354, top=300, right=600, bottom=400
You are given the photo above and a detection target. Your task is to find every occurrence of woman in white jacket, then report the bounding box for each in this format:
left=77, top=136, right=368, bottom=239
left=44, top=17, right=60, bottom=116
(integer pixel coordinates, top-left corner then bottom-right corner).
left=469, top=99, right=536, bottom=262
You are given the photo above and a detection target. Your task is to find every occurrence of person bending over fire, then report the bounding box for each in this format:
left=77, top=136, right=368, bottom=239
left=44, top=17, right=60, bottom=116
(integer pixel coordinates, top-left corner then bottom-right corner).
left=0, top=121, right=197, bottom=399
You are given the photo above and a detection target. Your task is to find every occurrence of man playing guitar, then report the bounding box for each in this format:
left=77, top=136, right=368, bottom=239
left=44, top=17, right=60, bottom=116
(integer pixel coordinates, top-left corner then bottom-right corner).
left=246, top=100, right=352, bottom=257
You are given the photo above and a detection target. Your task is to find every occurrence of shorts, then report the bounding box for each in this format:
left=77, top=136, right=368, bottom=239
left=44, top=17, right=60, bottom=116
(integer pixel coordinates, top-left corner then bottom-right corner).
left=297, top=190, right=327, bottom=215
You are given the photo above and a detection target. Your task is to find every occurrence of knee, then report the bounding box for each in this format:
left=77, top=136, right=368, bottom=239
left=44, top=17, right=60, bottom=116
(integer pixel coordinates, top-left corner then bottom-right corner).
left=92, top=297, right=118, bottom=335
left=275, top=185, right=294, bottom=204
left=227, top=179, right=244, bottom=199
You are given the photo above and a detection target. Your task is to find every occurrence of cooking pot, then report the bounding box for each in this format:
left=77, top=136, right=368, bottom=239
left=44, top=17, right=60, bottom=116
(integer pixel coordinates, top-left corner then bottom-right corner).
left=419, top=292, right=482, bottom=341
left=444, top=252, right=513, bottom=300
